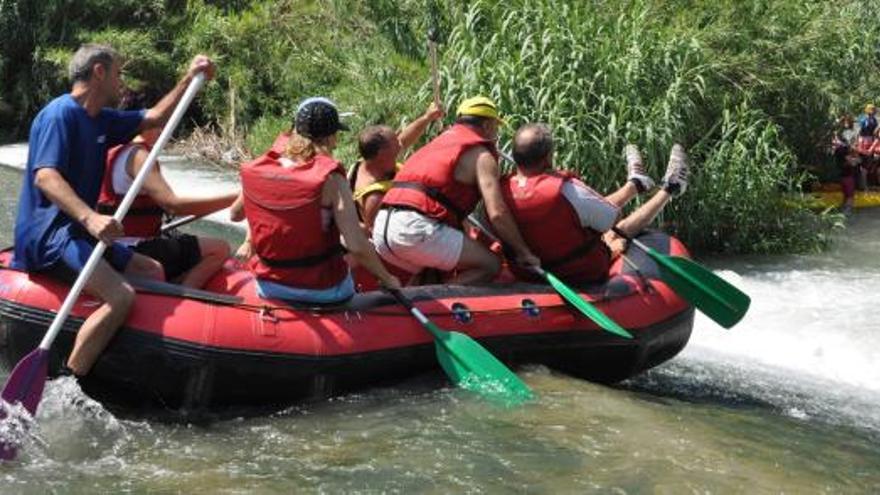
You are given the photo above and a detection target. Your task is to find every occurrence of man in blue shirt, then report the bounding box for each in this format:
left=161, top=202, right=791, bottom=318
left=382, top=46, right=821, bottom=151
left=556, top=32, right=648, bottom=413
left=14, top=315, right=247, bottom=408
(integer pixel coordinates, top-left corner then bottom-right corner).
left=12, top=44, right=215, bottom=377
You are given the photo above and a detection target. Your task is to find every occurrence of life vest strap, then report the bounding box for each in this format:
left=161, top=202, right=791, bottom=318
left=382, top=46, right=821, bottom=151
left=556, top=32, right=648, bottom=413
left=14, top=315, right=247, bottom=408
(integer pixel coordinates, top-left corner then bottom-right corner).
left=388, top=181, right=467, bottom=222
left=96, top=203, right=165, bottom=216
left=257, top=244, right=347, bottom=268
left=542, top=233, right=604, bottom=270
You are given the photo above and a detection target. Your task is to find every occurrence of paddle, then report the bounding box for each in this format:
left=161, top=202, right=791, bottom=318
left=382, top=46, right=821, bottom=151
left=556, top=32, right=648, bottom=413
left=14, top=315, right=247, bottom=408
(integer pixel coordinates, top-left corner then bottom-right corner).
left=159, top=214, right=199, bottom=234
left=428, top=31, right=441, bottom=109
left=387, top=288, right=533, bottom=404
left=465, top=214, right=632, bottom=339
left=0, top=73, right=207, bottom=460
left=612, top=227, right=750, bottom=328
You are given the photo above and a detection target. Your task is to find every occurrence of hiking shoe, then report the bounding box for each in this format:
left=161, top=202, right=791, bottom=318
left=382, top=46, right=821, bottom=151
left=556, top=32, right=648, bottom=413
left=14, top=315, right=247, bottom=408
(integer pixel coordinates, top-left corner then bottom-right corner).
left=662, top=144, right=689, bottom=196
left=625, top=144, right=654, bottom=193
left=57, top=365, right=75, bottom=377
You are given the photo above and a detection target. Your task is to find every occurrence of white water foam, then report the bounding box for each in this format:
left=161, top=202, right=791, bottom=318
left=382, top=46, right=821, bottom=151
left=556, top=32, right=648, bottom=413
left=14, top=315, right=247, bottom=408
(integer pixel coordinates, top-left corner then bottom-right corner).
left=682, top=267, right=880, bottom=394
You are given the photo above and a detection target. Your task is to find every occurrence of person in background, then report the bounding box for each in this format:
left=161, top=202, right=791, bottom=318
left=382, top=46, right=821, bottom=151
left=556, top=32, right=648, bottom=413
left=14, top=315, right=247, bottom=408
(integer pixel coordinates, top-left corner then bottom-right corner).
left=832, top=114, right=858, bottom=212
left=235, top=97, right=401, bottom=303
left=98, top=91, right=237, bottom=288
left=857, top=104, right=878, bottom=186
left=373, top=96, right=540, bottom=284
left=501, top=123, right=689, bottom=284
left=350, top=102, right=444, bottom=232
left=12, top=43, right=215, bottom=376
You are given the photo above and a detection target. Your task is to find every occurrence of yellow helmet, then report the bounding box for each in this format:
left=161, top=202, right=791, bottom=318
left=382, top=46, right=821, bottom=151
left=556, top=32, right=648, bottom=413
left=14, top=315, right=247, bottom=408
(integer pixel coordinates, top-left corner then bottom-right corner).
left=866, top=103, right=876, bottom=113
left=456, top=96, right=504, bottom=122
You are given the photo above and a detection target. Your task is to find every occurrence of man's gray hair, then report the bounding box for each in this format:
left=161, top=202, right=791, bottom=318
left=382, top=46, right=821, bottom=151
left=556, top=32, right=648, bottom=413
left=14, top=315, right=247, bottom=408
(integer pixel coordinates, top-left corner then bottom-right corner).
left=68, top=44, right=119, bottom=83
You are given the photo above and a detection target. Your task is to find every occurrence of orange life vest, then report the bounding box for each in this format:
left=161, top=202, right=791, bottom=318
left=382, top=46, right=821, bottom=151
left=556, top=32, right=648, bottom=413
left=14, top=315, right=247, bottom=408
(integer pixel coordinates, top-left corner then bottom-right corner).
left=382, top=124, right=497, bottom=226
left=97, top=143, right=164, bottom=238
left=240, top=152, right=348, bottom=290
left=501, top=171, right=611, bottom=284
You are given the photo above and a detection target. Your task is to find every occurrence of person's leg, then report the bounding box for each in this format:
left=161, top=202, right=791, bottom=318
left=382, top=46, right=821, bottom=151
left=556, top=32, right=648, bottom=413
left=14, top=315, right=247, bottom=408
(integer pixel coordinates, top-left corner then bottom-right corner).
left=178, top=236, right=229, bottom=288
left=451, top=236, right=500, bottom=284
left=614, top=189, right=673, bottom=238
left=607, top=144, right=654, bottom=207
left=615, top=144, right=688, bottom=239
left=124, top=252, right=164, bottom=280
left=66, top=259, right=136, bottom=376
left=840, top=174, right=856, bottom=212
left=604, top=182, right=640, bottom=208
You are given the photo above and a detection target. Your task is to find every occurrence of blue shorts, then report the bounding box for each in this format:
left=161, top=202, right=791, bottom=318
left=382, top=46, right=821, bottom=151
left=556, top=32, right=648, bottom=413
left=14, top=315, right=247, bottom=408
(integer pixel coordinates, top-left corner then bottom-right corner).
left=50, top=237, right=133, bottom=279
left=255, top=272, right=355, bottom=305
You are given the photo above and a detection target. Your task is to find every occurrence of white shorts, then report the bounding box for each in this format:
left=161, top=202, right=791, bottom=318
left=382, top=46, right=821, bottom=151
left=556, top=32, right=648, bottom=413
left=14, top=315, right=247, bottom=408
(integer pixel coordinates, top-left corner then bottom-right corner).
left=371, top=208, right=464, bottom=273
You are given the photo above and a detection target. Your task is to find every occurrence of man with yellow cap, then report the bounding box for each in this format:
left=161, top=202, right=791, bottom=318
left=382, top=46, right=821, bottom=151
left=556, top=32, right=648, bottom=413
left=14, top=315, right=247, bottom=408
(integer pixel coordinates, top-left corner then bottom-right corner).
left=373, top=96, right=540, bottom=284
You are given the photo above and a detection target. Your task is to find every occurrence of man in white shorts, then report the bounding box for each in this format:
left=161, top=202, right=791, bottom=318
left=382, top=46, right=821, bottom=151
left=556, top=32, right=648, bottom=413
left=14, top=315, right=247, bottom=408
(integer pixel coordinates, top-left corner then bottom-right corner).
left=500, top=123, right=689, bottom=284
left=373, top=96, right=539, bottom=284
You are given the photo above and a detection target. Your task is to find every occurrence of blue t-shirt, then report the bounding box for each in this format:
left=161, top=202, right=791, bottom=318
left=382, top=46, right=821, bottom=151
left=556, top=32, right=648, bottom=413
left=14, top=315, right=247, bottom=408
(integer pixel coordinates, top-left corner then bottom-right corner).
left=12, top=94, right=144, bottom=271
left=858, top=114, right=877, bottom=137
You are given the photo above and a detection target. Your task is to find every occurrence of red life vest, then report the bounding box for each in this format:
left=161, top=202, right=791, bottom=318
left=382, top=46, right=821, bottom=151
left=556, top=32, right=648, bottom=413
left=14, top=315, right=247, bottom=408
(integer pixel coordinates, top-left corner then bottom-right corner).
left=97, top=143, right=164, bottom=238
left=382, top=124, right=498, bottom=226
left=501, top=171, right=611, bottom=284
left=240, top=152, right=349, bottom=290
left=857, top=135, right=875, bottom=156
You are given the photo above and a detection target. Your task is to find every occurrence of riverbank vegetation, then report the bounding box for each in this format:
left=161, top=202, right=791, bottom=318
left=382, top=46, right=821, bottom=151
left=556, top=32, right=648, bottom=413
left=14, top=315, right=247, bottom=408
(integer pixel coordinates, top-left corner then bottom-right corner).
left=1, top=0, right=878, bottom=253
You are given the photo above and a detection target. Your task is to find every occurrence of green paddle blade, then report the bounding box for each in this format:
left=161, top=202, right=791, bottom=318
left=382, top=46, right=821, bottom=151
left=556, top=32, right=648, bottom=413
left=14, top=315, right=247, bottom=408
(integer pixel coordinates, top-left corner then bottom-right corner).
left=427, top=322, right=534, bottom=405
left=542, top=271, right=633, bottom=339
left=645, top=246, right=750, bottom=329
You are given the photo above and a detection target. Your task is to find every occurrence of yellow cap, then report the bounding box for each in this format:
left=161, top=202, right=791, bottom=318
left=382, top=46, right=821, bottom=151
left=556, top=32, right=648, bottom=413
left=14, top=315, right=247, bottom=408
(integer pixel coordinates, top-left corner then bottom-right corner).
left=867, top=103, right=876, bottom=113
left=456, top=96, right=504, bottom=122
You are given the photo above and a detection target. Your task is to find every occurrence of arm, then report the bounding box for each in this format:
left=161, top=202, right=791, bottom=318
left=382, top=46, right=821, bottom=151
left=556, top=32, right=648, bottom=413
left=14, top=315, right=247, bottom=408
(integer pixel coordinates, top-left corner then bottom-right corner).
left=34, top=168, right=122, bottom=244
left=235, top=228, right=254, bottom=261
left=229, top=191, right=252, bottom=259
left=128, top=147, right=237, bottom=217
left=562, top=180, right=621, bottom=233
left=229, top=191, right=245, bottom=222
left=473, top=150, right=540, bottom=268
left=396, top=102, right=444, bottom=154
left=325, top=175, right=401, bottom=289
left=360, top=192, right=384, bottom=233
left=139, top=55, right=216, bottom=132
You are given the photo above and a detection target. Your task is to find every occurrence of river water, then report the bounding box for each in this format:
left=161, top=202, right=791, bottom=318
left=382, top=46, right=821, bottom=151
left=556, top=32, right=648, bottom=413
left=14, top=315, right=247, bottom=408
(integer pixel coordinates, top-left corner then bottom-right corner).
left=0, top=162, right=878, bottom=493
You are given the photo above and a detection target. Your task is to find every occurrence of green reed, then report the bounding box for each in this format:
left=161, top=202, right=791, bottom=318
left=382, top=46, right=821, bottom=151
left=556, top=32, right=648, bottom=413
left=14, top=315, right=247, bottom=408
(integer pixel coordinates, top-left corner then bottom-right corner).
left=433, top=0, right=879, bottom=253
left=3, top=0, right=878, bottom=253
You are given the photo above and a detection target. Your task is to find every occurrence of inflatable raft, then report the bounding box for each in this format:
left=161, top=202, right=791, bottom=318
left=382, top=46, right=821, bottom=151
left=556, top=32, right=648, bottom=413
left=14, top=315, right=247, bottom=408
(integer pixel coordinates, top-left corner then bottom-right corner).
left=807, top=183, right=880, bottom=209
left=0, top=232, right=694, bottom=415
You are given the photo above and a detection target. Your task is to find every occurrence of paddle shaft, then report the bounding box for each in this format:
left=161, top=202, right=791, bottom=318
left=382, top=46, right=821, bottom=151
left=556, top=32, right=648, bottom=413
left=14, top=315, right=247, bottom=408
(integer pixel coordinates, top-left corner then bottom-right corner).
left=466, top=215, right=633, bottom=339
left=388, top=288, right=433, bottom=329
left=429, top=40, right=440, bottom=108
left=612, top=227, right=652, bottom=254
left=159, top=214, right=199, bottom=234
left=37, top=73, right=207, bottom=351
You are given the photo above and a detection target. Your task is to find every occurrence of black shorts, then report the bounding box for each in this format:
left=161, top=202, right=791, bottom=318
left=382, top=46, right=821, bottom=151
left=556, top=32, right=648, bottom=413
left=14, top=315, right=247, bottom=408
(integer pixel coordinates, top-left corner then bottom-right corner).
left=134, top=234, right=202, bottom=281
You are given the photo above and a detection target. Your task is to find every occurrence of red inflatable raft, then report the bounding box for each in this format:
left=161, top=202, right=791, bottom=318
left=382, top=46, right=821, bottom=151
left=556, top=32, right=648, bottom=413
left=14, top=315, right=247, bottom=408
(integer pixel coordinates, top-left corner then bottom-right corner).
left=0, top=232, right=693, bottom=415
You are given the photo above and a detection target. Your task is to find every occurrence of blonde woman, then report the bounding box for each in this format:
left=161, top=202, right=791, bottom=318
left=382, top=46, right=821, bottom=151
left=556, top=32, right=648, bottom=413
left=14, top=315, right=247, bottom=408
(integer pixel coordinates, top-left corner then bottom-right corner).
left=234, top=97, right=400, bottom=303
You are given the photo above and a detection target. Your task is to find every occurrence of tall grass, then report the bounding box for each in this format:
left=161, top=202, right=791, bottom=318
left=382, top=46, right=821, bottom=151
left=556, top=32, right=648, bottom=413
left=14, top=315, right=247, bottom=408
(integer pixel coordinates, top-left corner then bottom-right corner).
left=2, top=0, right=878, bottom=253
left=434, top=0, right=879, bottom=253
